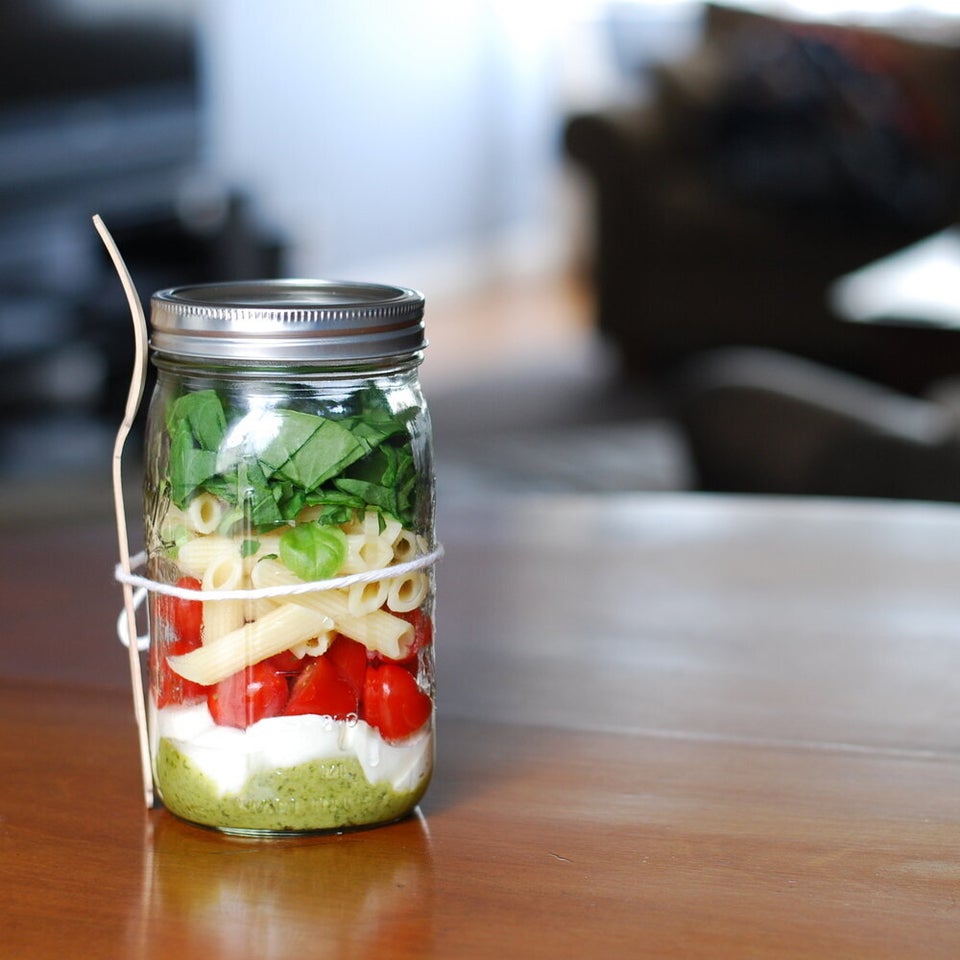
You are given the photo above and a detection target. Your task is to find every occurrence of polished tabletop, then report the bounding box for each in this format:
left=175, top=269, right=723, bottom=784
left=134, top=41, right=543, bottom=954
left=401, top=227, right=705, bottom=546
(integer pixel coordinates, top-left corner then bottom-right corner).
left=4, top=492, right=960, bottom=958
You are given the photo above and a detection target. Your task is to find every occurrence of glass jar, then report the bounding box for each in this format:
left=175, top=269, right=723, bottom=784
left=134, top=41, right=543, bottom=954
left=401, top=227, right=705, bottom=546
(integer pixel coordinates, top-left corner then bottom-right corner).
left=142, top=280, right=437, bottom=835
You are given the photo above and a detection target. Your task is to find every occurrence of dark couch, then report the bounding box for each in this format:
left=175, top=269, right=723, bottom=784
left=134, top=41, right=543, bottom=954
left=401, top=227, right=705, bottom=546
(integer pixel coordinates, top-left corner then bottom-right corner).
left=565, top=2, right=960, bottom=394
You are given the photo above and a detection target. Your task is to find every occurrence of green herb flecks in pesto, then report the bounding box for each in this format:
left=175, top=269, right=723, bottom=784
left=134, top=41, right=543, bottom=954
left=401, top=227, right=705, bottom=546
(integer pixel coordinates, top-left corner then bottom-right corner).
left=155, top=738, right=429, bottom=833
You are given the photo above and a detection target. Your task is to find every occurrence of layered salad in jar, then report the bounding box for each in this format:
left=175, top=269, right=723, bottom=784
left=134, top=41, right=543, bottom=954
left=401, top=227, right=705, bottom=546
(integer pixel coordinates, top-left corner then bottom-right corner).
left=145, top=386, right=436, bottom=834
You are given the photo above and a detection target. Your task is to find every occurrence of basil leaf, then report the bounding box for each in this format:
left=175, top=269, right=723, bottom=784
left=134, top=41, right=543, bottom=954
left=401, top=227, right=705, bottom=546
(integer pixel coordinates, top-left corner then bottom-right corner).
left=167, top=390, right=226, bottom=451
left=168, top=420, right=219, bottom=507
left=257, top=411, right=320, bottom=475
left=333, top=477, right=400, bottom=518
left=165, top=391, right=228, bottom=507
left=258, top=411, right=365, bottom=490
left=314, top=503, right=358, bottom=525
left=164, top=386, right=421, bottom=528
left=345, top=407, right=409, bottom=453
left=238, top=460, right=284, bottom=527
left=279, top=523, right=348, bottom=581
left=303, top=489, right=366, bottom=526
left=276, top=482, right=307, bottom=522
left=336, top=440, right=417, bottom=525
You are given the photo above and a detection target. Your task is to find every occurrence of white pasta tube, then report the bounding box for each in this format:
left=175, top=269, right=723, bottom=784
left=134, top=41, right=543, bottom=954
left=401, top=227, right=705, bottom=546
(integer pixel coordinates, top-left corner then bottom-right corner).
left=168, top=603, right=335, bottom=686
left=289, top=636, right=329, bottom=658
left=186, top=492, right=224, bottom=534
left=341, top=511, right=366, bottom=536
left=246, top=596, right=281, bottom=622
left=391, top=529, right=420, bottom=564
left=201, top=548, right=248, bottom=643
left=361, top=509, right=380, bottom=538
left=176, top=535, right=238, bottom=580
left=386, top=572, right=428, bottom=613
left=348, top=578, right=390, bottom=617
left=359, top=508, right=403, bottom=545
left=251, top=559, right=412, bottom=659
left=244, top=532, right=284, bottom=565
left=241, top=533, right=285, bottom=603
left=376, top=512, right=403, bottom=546
left=342, top=508, right=400, bottom=540
left=342, top=532, right=394, bottom=575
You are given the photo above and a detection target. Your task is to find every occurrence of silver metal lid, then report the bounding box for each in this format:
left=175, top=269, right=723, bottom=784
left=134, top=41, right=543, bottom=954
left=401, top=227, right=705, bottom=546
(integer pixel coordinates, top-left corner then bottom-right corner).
left=150, top=279, right=426, bottom=363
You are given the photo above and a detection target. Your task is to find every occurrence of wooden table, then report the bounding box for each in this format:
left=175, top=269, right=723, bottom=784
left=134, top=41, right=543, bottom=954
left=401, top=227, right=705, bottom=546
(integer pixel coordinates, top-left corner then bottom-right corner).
left=4, top=492, right=960, bottom=958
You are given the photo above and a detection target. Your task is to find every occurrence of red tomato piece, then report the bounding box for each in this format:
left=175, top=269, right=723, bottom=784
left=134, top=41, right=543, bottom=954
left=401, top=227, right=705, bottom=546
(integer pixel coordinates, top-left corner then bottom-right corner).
left=326, top=635, right=368, bottom=695
left=156, top=576, right=203, bottom=646
left=284, top=655, right=359, bottom=720
left=207, top=662, right=289, bottom=729
left=151, top=637, right=208, bottom=708
left=265, top=649, right=306, bottom=676
left=151, top=578, right=206, bottom=708
left=363, top=663, right=432, bottom=743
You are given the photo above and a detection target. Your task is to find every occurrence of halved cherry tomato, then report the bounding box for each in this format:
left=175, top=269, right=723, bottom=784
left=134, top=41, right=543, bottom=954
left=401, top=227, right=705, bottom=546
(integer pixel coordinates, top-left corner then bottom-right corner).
left=363, top=663, right=432, bottom=743
left=156, top=576, right=203, bottom=646
left=151, top=637, right=208, bottom=708
left=326, top=635, right=368, bottom=695
left=207, top=661, right=289, bottom=729
left=151, top=577, right=206, bottom=708
left=284, top=656, right=359, bottom=719
left=265, top=649, right=307, bottom=676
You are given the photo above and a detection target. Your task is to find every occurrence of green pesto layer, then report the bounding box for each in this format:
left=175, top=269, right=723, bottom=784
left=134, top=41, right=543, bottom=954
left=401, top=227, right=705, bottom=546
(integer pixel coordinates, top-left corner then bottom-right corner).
left=156, top=738, right=429, bottom=833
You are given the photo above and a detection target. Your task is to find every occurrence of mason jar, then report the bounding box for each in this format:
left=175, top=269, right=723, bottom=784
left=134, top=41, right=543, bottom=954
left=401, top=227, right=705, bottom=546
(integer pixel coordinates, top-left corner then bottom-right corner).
left=142, top=280, right=437, bottom=835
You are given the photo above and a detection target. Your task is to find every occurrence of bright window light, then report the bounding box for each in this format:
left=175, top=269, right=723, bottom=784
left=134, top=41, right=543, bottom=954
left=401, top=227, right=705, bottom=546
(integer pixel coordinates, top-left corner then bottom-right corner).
left=700, top=0, right=958, bottom=17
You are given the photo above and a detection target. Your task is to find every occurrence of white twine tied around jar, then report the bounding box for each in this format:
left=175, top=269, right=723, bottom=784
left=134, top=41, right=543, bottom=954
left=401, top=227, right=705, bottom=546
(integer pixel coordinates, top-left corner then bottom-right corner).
left=94, top=215, right=443, bottom=810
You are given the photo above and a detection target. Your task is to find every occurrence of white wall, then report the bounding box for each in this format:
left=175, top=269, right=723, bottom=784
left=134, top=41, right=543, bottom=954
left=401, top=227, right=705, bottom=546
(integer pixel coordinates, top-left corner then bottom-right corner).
left=198, top=0, right=577, bottom=294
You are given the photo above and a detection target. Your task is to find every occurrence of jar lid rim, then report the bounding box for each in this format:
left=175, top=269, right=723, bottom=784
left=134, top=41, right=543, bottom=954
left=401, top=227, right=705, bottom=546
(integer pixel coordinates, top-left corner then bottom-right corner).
left=150, top=279, right=426, bottom=362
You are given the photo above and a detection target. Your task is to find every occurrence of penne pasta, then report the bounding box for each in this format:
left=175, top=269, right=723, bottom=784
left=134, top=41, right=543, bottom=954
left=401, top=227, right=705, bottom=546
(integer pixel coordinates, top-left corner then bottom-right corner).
left=202, top=550, right=244, bottom=591
left=348, top=578, right=390, bottom=617
left=186, top=492, right=223, bottom=534
left=241, top=532, right=284, bottom=576
left=341, top=511, right=366, bottom=536
left=383, top=515, right=403, bottom=545
left=386, top=571, right=428, bottom=613
left=246, top=596, right=281, bottom=621
left=364, top=509, right=402, bottom=545
left=250, top=559, right=412, bottom=659
left=168, top=603, right=335, bottom=686
left=289, top=636, right=328, bottom=658
left=203, top=594, right=248, bottom=643
left=202, top=550, right=247, bottom=642
left=342, top=532, right=393, bottom=575
left=176, top=535, right=239, bottom=580
left=342, top=508, right=399, bottom=539
left=391, top=529, right=420, bottom=564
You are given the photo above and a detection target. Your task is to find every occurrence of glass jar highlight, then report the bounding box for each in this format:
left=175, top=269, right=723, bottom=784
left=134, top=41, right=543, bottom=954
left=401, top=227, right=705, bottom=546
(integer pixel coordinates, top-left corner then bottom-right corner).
left=142, top=280, right=436, bottom=835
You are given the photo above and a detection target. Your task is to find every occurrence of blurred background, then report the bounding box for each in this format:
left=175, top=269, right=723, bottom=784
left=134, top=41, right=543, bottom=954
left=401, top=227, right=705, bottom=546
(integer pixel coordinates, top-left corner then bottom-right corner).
left=4, top=0, right=960, bottom=523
